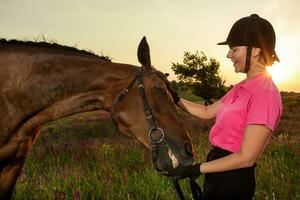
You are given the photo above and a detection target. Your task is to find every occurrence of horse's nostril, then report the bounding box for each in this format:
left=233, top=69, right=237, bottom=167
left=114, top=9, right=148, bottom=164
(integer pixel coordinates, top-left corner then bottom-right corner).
left=185, top=143, right=194, bottom=156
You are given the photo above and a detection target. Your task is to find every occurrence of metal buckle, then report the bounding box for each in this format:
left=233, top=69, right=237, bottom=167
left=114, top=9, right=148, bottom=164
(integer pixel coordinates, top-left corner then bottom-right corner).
left=122, top=88, right=128, bottom=95
left=138, top=84, right=144, bottom=88
left=148, top=128, right=164, bottom=143
left=146, top=114, right=153, bottom=120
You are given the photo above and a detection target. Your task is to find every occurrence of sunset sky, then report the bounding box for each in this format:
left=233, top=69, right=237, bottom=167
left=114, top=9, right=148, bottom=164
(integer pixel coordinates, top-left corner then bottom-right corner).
left=1, top=0, right=299, bottom=92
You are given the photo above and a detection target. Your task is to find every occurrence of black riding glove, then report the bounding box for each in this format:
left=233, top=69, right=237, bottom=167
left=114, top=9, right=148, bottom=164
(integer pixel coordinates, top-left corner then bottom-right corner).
left=169, top=88, right=180, bottom=105
left=170, top=163, right=202, bottom=180
left=166, top=83, right=180, bottom=105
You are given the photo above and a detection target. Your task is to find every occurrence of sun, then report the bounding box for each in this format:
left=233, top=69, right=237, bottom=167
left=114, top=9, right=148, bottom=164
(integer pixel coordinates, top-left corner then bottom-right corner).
left=266, top=63, right=289, bottom=84
left=266, top=36, right=298, bottom=84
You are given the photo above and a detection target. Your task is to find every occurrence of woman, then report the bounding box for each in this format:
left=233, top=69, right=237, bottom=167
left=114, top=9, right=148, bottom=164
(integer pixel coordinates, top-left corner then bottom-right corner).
left=169, top=14, right=282, bottom=200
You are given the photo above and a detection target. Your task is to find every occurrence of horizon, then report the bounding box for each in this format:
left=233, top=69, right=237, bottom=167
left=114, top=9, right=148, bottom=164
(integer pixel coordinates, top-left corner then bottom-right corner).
left=1, top=0, right=299, bottom=92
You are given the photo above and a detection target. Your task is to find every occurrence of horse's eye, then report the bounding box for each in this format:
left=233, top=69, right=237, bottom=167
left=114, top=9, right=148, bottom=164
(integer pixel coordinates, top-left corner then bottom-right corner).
left=153, top=85, right=163, bottom=93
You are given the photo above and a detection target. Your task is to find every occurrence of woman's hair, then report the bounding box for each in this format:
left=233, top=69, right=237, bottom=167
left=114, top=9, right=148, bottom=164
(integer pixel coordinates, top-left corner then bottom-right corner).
left=260, top=49, right=280, bottom=66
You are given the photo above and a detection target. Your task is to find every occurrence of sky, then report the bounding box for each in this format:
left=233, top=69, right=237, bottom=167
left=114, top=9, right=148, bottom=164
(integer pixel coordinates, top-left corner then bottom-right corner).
left=1, top=0, right=299, bottom=92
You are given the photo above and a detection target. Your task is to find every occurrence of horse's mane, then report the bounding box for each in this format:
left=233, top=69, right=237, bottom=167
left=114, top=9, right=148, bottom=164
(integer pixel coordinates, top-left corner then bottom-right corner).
left=0, top=39, right=111, bottom=62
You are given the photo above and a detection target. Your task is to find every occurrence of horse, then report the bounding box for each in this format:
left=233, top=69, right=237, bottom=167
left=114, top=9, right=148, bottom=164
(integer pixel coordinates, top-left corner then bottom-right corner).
left=0, top=37, right=194, bottom=199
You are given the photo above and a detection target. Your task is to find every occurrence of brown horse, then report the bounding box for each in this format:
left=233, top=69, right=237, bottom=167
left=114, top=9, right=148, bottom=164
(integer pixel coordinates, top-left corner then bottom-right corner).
left=0, top=37, right=194, bottom=199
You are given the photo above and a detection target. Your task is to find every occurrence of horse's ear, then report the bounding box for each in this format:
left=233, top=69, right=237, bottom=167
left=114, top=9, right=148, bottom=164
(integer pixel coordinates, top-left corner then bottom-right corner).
left=137, top=36, right=152, bottom=69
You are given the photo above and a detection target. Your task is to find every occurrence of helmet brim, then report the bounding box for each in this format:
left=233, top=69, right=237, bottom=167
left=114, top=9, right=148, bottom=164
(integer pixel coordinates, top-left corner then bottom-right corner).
left=217, top=41, right=249, bottom=46
left=217, top=41, right=229, bottom=45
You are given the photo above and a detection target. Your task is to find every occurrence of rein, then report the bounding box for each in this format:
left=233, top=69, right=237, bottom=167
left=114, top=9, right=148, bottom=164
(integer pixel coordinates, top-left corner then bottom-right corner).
left=110, top=67, right=202, bottom=200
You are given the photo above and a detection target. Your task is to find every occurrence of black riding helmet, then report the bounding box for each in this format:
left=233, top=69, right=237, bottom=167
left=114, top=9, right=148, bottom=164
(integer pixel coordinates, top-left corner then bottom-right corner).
left=218, top=14, right=279, bottom=73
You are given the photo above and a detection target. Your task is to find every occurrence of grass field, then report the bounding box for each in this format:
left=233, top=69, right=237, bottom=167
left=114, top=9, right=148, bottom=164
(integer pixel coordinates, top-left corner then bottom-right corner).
left=13, top=91, right=300, bottom=200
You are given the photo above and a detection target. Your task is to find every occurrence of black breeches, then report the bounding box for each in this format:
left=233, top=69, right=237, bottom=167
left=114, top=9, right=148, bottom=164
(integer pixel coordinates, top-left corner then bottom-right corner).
left=203, top=146, right=256, bottom=200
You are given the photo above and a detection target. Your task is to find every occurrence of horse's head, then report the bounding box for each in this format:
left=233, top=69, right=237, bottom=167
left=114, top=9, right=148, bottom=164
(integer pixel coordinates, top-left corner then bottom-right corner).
left=111, top=37, right=194, bottom=173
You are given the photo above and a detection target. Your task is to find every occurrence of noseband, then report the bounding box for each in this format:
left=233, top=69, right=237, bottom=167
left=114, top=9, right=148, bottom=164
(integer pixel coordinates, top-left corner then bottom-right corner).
left=110, top=67, right=202, bottom=200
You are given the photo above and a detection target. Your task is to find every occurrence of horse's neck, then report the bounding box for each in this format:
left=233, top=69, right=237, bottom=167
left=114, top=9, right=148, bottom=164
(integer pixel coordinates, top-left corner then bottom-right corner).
left=0, top=50, right=136, bottom=140
left=49, top=56, right=137, bottom=111
left=35, top=53, right=137, bottom=110
left=91, top=63, right=137, bottom=111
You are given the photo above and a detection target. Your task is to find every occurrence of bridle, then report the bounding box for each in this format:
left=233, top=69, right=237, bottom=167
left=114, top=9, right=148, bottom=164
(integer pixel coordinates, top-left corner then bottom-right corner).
left=110, top=67, right=202, bottom=200
left=110, top=67, right=168, bottom=172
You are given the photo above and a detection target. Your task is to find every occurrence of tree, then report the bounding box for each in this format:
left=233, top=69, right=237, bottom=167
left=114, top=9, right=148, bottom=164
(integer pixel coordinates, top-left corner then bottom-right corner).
left=171, top=51, right=227, bottom=105
left=169, top=80, right=190, bottom=91
left=177, top=81, right=189, bottom=91
left=170, top=80, right=179, bottom=91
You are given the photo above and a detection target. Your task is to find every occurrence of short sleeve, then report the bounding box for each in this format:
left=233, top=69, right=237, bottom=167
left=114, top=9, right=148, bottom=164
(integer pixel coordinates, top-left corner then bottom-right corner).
left=247, top=89, right=282, bottom=131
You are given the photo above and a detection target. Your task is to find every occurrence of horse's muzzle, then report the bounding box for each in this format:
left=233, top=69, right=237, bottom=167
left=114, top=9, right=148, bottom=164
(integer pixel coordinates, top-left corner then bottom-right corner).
left=168, top=148, right=180, bottom=168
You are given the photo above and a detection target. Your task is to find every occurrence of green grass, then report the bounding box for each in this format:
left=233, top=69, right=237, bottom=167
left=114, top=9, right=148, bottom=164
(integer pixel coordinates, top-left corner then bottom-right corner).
left=12, top=93, right=300, bottom=199
left=255, top=133, right=300, bottom=199
left=13, top=121, right=194, bottom=200
left=13, top=122, right=299, bottom=199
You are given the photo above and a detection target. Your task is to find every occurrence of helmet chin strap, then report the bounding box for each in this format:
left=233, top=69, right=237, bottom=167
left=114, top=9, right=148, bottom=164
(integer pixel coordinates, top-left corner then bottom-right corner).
left=244, top=46, right=252, bottom=73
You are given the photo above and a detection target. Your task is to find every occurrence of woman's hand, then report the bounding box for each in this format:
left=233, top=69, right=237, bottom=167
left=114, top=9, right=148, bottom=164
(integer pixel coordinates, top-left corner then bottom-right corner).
left=169, top=163, right=202, bottom=180
left=166, top=83, right=180, bottom=104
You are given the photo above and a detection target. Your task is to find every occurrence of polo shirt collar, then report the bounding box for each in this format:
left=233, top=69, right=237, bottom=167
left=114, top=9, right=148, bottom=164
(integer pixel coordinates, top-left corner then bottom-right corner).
left=237, top=72, right=270, bottom=92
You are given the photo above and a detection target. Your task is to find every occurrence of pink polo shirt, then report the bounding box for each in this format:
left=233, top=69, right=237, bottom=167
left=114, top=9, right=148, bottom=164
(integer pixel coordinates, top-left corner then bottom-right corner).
left=209, top=73, right=282, bottom=153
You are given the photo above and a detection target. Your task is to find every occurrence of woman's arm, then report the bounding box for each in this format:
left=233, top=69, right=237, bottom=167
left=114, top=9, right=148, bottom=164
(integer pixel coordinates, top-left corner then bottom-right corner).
left=177, top=98, right=222, bottom=120
left=200, top=124, right=272, bottom=173
left=168, top=124, right=273, bottom=179
left=167, top=84, right=222, bottom=120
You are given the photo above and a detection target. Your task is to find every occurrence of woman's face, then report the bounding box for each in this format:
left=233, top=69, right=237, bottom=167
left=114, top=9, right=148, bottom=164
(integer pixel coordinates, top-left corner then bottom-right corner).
left=227, top=46, right=247, bottom=73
